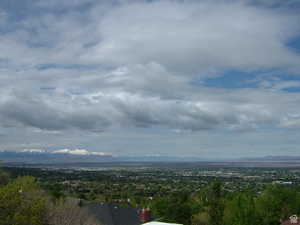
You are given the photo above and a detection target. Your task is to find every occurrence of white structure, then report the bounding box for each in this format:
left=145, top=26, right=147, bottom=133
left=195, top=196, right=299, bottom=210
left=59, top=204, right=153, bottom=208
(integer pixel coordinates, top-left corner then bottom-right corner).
left=142, top=222, right=183, bottom=225
left=290, top=215, right=298, bottom=224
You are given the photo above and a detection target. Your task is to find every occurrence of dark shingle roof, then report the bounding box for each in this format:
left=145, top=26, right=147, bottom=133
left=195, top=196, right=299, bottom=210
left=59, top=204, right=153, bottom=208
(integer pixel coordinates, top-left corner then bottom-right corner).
left=83, top=203, right=141, bottom=225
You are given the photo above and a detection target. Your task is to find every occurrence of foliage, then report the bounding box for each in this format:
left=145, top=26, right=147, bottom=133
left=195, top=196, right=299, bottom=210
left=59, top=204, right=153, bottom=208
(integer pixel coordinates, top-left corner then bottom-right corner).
left=0, top=170, right=9, bottom=186
left=151, top=192, right=193, bottom=225
left=224, top=192, right=257, bottom=225
left=206, top=181, right=224, bottom=225
left=0, top=176, right=47, bottom=225
left=256, top=185, right=300, bottom=225
left=192, top=212, right=209, bottom=225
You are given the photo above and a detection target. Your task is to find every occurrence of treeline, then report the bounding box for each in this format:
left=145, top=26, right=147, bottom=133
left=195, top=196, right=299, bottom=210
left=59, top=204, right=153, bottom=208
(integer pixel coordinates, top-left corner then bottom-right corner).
left=150, top=182, right=300, bottom=225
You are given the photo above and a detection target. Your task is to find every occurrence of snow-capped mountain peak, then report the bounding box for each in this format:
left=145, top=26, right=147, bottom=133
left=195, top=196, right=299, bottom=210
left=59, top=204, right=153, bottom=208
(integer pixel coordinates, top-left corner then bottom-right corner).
left=52, top=149, right=90, bottom=155
left=52, top=148, right=111, bottom=156
left=21, top=149, right=46, bottom=153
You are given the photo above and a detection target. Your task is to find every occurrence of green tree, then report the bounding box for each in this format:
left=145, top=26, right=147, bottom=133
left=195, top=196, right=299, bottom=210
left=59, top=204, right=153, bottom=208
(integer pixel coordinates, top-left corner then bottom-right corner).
left=207, top=182, right=224, bottom=225
left=0, top=170, right=9, bottom=186
left=256, top=184, right=300, bottom=225
left=192, top=212, right=209, bottom=225
left=0, top=176, right=47, bottom=225
left=224, top=192, right=257, bottom=225
left=151, top=192, right=192, bottom=225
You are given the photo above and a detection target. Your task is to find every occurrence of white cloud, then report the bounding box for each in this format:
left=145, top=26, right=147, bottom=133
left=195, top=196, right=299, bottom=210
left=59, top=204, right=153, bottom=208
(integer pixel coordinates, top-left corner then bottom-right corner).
left=0, top=0, right=300, bottom=157
left=80, top=0, right=300, bottom=73
left=1, top=0, right=299, bottom=73
left=280, top=114, right=300, bottom=129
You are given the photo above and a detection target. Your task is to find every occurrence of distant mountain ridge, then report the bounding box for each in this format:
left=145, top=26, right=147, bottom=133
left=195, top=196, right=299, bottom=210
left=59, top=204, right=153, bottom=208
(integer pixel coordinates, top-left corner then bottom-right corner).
left=240, top=155, right=300, bottom=161
left=2, top=150, right=300, bottom=164
left=0, top=150, right=202, bottom=164
left=0, top=150, right=114, bottom=164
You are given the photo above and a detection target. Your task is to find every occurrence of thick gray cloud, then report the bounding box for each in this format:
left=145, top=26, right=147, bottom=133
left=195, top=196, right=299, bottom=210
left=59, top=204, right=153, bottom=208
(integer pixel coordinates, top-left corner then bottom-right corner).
left=0, top=85, right=291, bottom=132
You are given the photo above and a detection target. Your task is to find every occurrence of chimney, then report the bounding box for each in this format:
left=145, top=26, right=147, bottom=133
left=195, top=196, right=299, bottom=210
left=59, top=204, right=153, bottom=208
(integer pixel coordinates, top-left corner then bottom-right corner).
left=140, top=208, right=151, bottom=223
left=290, top=215, right=298, bottom=224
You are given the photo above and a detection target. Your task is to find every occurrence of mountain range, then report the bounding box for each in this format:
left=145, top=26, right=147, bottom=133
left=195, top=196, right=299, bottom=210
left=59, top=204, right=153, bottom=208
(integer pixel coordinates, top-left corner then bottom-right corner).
left=1, top=150, right=300, bottom=165
left=0, top=149, right=201, bottom=164
left=0, top=149, right=114, bottom=164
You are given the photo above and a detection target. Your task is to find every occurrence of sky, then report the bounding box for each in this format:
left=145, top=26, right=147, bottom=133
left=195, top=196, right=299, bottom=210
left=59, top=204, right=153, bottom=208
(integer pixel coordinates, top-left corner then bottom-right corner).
left=1, top=0, right=300, bottom=159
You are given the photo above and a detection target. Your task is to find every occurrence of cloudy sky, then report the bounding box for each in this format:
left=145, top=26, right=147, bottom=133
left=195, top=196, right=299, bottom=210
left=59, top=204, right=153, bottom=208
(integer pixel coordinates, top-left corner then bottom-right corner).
left=1, top=0, right=300, bottom=159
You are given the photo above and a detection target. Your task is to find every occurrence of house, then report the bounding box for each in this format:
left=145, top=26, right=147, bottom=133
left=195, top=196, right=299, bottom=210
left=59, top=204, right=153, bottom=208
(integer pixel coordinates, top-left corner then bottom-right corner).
left=282, top=215, right=300, bottom=225
left=83, top=203, right=149, bottom=225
